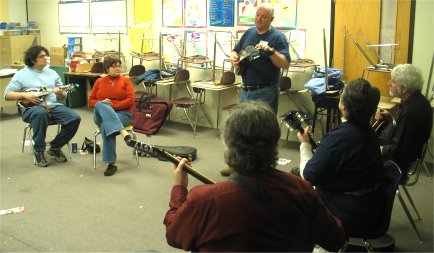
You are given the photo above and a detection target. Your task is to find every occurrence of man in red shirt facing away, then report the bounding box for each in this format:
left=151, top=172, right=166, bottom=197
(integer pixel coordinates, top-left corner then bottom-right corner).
left=164, top=101, right=346, bottom=252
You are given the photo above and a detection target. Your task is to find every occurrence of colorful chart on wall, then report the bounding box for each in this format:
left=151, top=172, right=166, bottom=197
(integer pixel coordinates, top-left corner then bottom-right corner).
left=238, top=0, right=298, bottom=29
left=209, top=0, right=235, bottom=27
left=161, top=32, right=184, bottom=65
left=162, top=0, right=183, bottom=27
left=185, top=0, right=207, bottom=27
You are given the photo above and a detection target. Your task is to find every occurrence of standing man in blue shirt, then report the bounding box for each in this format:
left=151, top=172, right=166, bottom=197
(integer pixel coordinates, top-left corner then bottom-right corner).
left=231, top=2, right=291, bottom=114
left=4, top=45, right=81, bottom=167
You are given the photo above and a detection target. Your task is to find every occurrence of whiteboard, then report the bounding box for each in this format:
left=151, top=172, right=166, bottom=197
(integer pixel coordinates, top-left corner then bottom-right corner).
left=58, top=2, right=90, bottom=34
left=91, top=0, right=127, bottom=34
left=58, top=0, right=127, bottom=34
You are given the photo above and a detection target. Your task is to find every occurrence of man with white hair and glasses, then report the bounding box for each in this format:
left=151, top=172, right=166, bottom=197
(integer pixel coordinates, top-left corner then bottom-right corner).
left=375, top=64, right=432, bottom=178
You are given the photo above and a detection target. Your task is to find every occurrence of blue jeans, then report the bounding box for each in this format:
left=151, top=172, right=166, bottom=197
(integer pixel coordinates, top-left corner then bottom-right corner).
left=239, top=83, right=280, bottom=113
left=93, top=102, right=132, bottom=164
left=22, top=105, right=81, bottom=152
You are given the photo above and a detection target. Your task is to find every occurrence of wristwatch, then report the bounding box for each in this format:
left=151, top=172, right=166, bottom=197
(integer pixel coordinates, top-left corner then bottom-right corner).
left=267, top=48, right=275, bottom=56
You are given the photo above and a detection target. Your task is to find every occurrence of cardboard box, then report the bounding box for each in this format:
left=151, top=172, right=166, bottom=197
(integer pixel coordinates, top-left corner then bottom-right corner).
left=50, top=47, right=67, bottom=66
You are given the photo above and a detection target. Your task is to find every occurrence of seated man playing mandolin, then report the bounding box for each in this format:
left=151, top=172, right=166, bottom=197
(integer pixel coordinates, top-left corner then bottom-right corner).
left=4, top=45, right=81, bottom=167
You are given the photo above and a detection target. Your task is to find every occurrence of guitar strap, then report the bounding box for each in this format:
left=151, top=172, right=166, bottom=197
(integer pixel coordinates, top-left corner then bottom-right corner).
left=42, top=96, right=51, bottom=113
left=227, top=173, right=288, bottom=228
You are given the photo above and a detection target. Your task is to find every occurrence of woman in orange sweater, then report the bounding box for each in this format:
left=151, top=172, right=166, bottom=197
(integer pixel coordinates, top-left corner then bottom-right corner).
left=88, top=55, right=139, bottom=176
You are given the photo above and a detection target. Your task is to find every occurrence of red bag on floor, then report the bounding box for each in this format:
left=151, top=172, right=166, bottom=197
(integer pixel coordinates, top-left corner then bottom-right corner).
left=132, top=95, right=173, bottom=135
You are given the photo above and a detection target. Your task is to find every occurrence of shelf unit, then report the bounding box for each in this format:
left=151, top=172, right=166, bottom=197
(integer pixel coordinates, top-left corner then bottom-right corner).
left=0, top=35, right=41, bottom=68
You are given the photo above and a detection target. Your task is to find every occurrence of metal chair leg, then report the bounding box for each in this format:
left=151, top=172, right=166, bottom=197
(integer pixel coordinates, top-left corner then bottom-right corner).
left=423, top=163, right=432, bottom=178
left=400, top=185, right=421, bottom=220
left=363, top=239, right=375, bottom=252
left=93, top=129, right=100, bottom=170
left=22, top=124, right=31, bottom=153
left=128, top=130, right=140, bottom=167
left=396, top=190, right=424, bottom=243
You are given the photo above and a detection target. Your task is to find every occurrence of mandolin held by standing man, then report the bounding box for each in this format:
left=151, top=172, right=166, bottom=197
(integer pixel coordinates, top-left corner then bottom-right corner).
left=4, top=45, right=81, bottom=167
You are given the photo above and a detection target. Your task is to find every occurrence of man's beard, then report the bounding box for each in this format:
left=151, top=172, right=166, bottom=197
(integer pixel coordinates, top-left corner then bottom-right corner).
left=389, top=88, right=402, bottom=97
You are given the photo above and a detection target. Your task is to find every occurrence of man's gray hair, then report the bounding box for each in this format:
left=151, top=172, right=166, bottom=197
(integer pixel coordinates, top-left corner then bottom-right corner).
left=222, top=101, right=280, bottom=175
left=257, top=2, right=274, bottom=17
left=391, top=64, right=424, bottom=93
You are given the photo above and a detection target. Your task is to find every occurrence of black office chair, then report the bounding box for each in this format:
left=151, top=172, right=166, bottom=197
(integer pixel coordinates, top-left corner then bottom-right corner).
left=340, top=160, right=402, bottom=252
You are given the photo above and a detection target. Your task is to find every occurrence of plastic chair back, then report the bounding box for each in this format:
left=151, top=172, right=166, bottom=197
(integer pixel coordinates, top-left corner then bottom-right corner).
left=279, top=76, right=292, bottom=91
left=90, top=62, right=104, bottom=73
left=220, top=71, right=235, bottom=85
left=129, top=65, right=146, bottom=77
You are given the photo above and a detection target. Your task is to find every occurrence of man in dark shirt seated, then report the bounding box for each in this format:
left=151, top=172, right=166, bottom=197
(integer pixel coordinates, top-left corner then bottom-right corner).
left=375, top=64, right=433, bottom=177
left=164, top=101, right=346, bottom=252
left=297, top=78, right=387, bottom=237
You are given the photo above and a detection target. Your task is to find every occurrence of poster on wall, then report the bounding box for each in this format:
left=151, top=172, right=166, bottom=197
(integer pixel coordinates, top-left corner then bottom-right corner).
left=270, top=0, right=298, bottom=29
left=185, top=0, right=207, bottom=27
left=185, top=31, right=208, bottom=56
left=207, top=31, right=234, bottom=69
left=162, top=0, right=183, bottom=27
left=238, top=0, right=297, bottom=29
left=210, top=0, right=235, bottom=27
left=282, top=29, right=306, bottom=59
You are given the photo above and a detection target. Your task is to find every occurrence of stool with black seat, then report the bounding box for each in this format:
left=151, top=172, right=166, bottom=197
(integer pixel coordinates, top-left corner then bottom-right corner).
left=92, top=125, right=139, bottom=170
left=340, top=160, right=402, bottom=252
left=311, top=91, right=341, bottom=136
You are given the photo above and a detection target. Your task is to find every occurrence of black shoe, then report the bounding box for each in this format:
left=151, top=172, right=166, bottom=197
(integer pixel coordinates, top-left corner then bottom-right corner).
left=290, top=167, right=301, bottom=177
left=124, top=135, right=137, bottom=148
left=34, top=151, right=48, bottom=167
left=104, top=164, right=117, bottom=176
left=47, top=147, right=67, bottom=162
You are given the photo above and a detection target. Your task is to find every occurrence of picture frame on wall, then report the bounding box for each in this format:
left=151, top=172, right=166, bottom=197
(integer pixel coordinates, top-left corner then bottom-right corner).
left=162, top=0, right=183, bottom=27
left=184, top=0, right=207, bottom=28
left=237, top=0, right=298, bottom=29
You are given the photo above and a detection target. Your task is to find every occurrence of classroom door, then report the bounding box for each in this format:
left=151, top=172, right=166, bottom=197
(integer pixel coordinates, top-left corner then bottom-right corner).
left=332, top=0, right=413, bottom=96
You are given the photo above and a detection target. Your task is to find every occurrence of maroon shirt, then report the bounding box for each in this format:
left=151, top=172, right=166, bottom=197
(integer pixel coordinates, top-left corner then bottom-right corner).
left=164, top=169, right=345, bottom=252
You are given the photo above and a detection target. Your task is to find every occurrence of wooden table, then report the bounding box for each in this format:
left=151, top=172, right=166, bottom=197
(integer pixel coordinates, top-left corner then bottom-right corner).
left=63, top=71, right=104, bottom=107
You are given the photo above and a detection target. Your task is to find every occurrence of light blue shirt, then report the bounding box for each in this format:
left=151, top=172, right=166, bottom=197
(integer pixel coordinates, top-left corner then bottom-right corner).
left=4, top=66, right=66, bottom=108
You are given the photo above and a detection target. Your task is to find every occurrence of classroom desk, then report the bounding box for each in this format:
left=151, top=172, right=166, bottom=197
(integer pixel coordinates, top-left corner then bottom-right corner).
left=191, top=81, right=240, bottom=129
left=0, top=73, right=16, bottom=111
left=63, top=72, right=104, bottom=107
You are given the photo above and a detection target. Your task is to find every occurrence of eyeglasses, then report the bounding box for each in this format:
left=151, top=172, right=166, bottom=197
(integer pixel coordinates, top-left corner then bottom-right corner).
left=110, top=65, right=122, bottom=69
left=255, top=14, right=271, bottom=20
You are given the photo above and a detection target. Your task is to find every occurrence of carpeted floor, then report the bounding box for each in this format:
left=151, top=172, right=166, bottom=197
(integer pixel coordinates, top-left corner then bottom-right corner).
left=0, top=106, right=432, bottom=252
